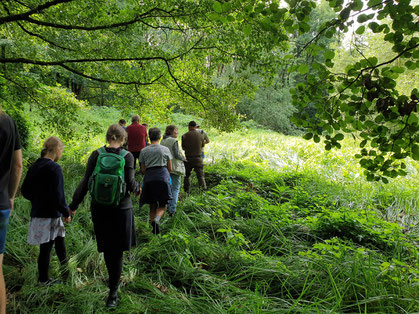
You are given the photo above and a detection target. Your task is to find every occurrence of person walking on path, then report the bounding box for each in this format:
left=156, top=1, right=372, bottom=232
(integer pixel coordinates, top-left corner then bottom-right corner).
left=160, top=125, right=186, bottom=216
left=0, top=110, right=23, bottom=314
left=21, top=137, right=72, bottom=286
left=181, top=121, right=207, bottom=193
left=126, top=115, right=147, bottom=169
left=118, top=119, right=126, bottom=130
left=69, top=124, right=140, bottom=308
left=139, top=128, right=172, bottom=234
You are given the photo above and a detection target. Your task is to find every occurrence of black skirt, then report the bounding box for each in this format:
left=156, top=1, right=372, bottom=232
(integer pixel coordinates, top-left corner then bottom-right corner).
left=140, top=166, right=172, bottom=206
left=90, top=206, right=136, bottom=252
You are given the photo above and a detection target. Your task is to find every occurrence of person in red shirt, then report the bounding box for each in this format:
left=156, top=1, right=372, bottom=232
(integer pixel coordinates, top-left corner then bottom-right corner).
left=126, top=115, right=147, bottom=169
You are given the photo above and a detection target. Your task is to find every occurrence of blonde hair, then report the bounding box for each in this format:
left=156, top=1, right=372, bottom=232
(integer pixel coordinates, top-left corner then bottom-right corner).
left=106, top=124, right=127, bottom=144
left=41, top=136, right=64, bottom=157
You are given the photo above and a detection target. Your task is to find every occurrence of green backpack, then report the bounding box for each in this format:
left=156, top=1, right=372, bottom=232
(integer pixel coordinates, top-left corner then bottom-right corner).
left=88, top=147, right=128, bottom=206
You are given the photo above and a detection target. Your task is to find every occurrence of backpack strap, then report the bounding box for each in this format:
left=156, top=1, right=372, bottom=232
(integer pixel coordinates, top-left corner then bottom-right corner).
left=97, top=146, right=106, bottom=155
left=119, top=149, right=129, bottom=158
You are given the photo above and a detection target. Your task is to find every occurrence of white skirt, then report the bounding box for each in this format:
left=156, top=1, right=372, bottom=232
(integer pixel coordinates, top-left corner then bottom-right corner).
left=27, top=217, right=65, bottom=245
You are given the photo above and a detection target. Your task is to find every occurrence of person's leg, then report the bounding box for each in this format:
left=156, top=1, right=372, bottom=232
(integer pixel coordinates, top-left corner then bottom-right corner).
left=0, top=254, right=5, bottom=314
left=54, top=236, right=67, bottom=265
left=155, top=201, right=167, bottom=220
left=149, top=203, right=159, bottom=234
left=167, top=174, right=181, bottom=215
left=195, top=162, right=207, bottom=190
left=183, top=161, right=192, bottom=193
left=54, top=236, right=68, bottom=280
left=38, top=240, right=54, bottom=282
left=103, top=249, right=123, bottom=307
left=0, top=209, right=10, bottom=314
left=131, top=151, right=140, bottom=169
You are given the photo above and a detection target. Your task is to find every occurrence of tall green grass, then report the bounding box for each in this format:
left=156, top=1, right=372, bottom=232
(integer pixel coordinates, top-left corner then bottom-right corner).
left=4, top=112, right=418, bottom=313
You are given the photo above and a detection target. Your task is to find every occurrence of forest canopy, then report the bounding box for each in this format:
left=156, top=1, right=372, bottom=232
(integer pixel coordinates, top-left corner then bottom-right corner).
left=0, top=0, right=418, bottom=182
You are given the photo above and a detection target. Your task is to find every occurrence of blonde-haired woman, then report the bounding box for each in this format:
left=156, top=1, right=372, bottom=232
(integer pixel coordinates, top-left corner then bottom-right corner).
left=22, top=136, right=72, bottom=286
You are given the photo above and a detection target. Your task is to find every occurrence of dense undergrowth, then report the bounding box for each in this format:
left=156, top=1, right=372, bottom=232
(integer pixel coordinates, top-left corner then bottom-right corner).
left=4, top=110, right=418, bottom=313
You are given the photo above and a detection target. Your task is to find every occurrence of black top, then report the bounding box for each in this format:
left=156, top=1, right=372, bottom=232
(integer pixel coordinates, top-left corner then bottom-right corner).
left=0, top=114, right=21, bottom=210
left=21, top=158, right=69, bottom=218
left=69, top=146, right=140, bottom=211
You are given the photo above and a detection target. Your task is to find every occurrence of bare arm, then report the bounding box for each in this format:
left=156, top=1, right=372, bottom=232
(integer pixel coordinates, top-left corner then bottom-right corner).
left=8, top=149, right=23, bottom=210
left=140, top=162, right=146, bottom=174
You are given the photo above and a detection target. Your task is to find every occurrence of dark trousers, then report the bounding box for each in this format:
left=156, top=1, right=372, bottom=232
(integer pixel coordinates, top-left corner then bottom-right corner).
left=104, top=249, right=123, bottom=291
left=184, top=157, right=207, bottom=192
left=131, top=151, right=140, bottom=169
left=38, top=237, right=67, bottom=282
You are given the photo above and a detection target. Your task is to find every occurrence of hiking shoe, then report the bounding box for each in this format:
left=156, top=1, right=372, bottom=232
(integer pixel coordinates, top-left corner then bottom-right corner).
left=106, top=290, right=118, bottom=307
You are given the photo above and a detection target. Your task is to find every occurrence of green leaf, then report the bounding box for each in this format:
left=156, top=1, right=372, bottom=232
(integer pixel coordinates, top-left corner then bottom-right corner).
left=368, top=0, right=382, bottom=7
left=360, top=139, right=367, bottom=148
left=368, top=22, right=380, bottom=33
left=357, top=14, right=373, bottom=23
left=243, top=25, right=252, bottom=35
left=368, top=57, right=378, bottom=66
left=303, top=132, right=313, bottom=140
left=213, top=1, right=223, bottom=13
left=352, top=0, right=363, bottom=11
left=412, top=144, right=419, bottom=161
left=334, top=133, right=344, bottom=141
left=297, top=64, right=309, bottom=74
left=324, top=50, right=335, bottom=60
left=355, top=25, right=365, bottom=35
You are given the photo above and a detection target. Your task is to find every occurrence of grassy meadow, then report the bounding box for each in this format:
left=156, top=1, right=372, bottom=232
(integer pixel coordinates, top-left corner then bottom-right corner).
left=4, top=109, right=419, bottom=313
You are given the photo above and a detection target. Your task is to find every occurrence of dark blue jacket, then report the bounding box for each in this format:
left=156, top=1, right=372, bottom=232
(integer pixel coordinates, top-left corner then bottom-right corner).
left=21, top=158, right=69, bottom=218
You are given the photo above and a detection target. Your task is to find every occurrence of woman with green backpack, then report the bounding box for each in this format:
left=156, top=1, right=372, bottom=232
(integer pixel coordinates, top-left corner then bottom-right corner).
left=69, top=124, right=140, bottom=308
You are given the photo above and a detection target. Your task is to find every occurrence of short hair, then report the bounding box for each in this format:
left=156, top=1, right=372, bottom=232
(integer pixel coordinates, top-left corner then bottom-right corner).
left=148, top=127, right=161, bottom=142
left=131, top=115, right=140, bottom=123
left=41, top=136, right=64, bottom=157
left=106, top=124, right=127, bottom=144
left=119, top=119, right=126, bottom=125
left=188, top=121, right=197, bottom=127
left=164, top=125, right=178, bottom=136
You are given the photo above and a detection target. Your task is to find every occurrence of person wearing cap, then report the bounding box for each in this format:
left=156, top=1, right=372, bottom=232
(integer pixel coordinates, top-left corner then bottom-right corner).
left=181, top=121, right=207, bottom=192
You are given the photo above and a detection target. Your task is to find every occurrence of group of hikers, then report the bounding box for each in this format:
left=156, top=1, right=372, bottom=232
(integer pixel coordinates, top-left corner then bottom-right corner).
left=0, top=111, right=210, bottom=311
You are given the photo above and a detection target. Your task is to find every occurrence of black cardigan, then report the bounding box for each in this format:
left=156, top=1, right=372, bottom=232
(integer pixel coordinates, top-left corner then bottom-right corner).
left=21, top=158, right=69, bottom=218
left=69, top=146, right=140, bottom=211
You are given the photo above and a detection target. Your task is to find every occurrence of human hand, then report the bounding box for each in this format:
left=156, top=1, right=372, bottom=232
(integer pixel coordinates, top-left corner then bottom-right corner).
left=135, top=188, right=142, bottom=197
left=63, top=216, right=71, bottom=223
left=9, top=198, right=14, bottom=211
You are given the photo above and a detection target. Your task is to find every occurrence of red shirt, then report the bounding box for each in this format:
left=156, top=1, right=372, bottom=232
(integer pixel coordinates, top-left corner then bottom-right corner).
left=126, top=122, right=147, bottom=152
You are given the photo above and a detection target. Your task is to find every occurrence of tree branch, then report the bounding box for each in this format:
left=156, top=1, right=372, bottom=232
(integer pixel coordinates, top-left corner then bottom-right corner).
left=16, top=22, right=76, bottom=51
left=0, top=0, right=75, bottom=24
left=19, top=8, right=193, bottom=31
left=59, top=63, right=163, bottom=85
left=338, top=42, right=419, bottom=95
